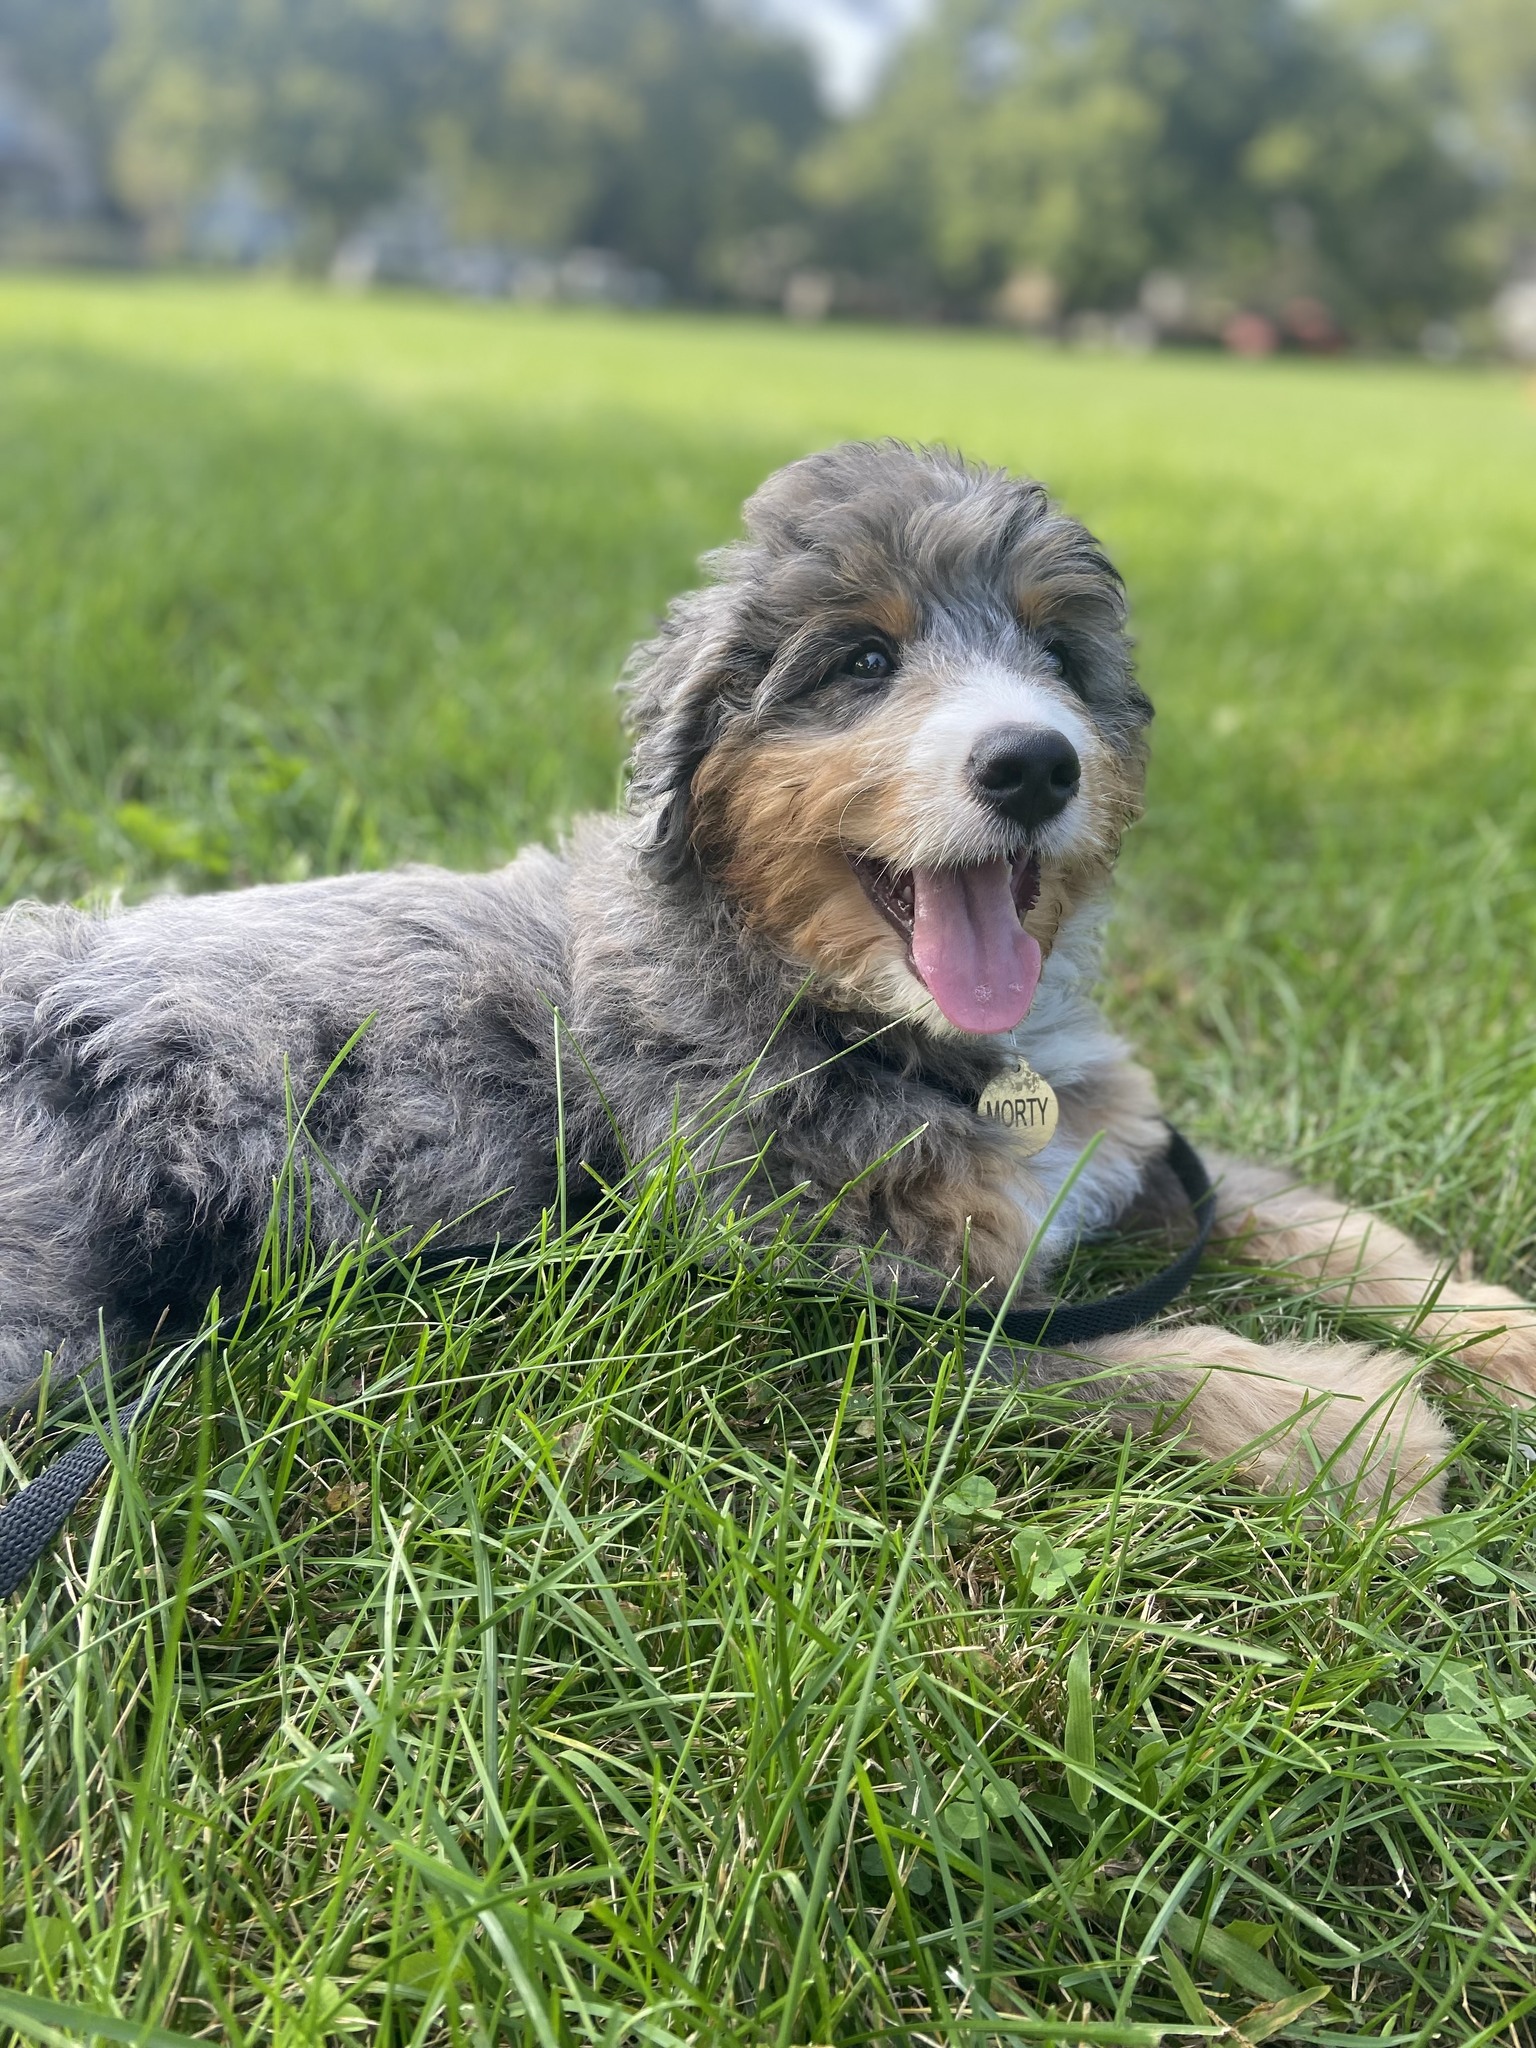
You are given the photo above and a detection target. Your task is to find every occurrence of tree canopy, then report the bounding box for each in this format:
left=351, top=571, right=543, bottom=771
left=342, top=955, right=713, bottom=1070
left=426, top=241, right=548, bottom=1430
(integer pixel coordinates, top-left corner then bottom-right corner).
left=0, top=0, right=1530, bottom=341
left=3, top=0, right=822, bottom=289
left=806, top=0, right=1493, bottom=340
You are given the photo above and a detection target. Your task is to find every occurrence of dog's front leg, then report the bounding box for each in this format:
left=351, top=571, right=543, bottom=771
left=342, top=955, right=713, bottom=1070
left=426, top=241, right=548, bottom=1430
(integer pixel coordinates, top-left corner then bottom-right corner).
left=1207, top=1155, right=1536, bottom=1398
left=1010, top=1323, right=1449, bottom=1520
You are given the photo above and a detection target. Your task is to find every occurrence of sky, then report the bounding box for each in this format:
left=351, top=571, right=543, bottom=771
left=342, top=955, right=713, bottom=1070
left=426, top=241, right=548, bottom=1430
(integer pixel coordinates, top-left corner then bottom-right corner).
left=750, top=0, right=930, bottom=112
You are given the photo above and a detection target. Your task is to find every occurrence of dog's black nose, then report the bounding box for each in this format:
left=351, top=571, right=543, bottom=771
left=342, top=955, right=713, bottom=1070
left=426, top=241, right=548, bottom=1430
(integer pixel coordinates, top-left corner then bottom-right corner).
left=967, top=725, right=1080, bottom=828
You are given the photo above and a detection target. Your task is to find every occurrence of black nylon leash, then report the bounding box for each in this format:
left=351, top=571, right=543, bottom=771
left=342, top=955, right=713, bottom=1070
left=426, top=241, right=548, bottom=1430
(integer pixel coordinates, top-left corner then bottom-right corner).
left=0, top=1126, right=1213, bottom=1599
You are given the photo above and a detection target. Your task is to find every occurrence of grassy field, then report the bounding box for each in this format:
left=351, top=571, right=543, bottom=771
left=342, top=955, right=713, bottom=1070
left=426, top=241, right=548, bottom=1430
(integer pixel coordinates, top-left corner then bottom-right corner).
left=1, top=277, right=1535, bottom=2045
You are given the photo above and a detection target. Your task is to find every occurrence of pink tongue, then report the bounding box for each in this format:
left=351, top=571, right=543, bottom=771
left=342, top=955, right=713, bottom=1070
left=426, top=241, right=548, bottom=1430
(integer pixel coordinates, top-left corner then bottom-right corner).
left=910, top=860, right=1043, bottom=1033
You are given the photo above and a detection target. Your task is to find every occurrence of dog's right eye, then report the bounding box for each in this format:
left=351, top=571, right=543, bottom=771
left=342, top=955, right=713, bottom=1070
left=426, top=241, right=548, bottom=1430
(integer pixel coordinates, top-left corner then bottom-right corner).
left=1041, top=637, right=1085, bottom=695
left=840, top=645, right=894, bottom=685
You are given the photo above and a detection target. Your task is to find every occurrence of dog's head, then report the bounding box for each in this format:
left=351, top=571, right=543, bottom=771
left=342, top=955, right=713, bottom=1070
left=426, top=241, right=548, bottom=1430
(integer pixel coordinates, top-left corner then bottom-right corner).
left=623, top=441, right=1151, bottom=1039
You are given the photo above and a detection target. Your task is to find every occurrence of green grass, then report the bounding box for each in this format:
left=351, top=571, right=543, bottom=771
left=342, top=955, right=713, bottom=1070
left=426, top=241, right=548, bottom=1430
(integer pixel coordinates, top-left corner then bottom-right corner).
left=1, top=276, right=1536, bottom=2045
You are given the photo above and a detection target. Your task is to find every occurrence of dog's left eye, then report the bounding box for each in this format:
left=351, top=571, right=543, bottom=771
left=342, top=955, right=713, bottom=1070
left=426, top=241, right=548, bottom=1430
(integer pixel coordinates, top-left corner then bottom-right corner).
left=840, top=645, right=894, bottom=684
left=1041, top=638, right=1082, bottom=692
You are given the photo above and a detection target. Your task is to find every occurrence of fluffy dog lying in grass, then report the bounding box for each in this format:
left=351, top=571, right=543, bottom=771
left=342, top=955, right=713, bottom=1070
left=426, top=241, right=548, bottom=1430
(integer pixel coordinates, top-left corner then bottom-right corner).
left=2, top=441, right=1530, bottom=1514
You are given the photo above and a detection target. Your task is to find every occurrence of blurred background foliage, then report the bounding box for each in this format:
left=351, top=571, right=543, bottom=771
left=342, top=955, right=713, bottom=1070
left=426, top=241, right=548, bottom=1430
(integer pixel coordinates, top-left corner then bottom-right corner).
left=808, top=0, right=1500, bottom=339
left=0, top=0, right=1533, bottom=347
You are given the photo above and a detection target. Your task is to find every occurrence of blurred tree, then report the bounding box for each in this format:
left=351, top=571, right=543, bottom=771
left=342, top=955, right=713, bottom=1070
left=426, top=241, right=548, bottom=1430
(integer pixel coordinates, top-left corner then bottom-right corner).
left=0, top=0, right=1524, bottom=330
left=1329, top=0, right=1536, bottom=276
left=805, top=0, right=1489, bottom=337
left=104, top=0, right=439, bottom=245
left=6, top=0, right=821, bottom=286
left=0, top=0, right=117, bottom=197
left=420, top=0, right=823, bottom=286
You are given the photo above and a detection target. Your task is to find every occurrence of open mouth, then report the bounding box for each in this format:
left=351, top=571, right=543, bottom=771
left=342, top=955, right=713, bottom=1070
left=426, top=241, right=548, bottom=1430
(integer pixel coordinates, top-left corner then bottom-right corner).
left=849, top=850, right=1044, bottom=1036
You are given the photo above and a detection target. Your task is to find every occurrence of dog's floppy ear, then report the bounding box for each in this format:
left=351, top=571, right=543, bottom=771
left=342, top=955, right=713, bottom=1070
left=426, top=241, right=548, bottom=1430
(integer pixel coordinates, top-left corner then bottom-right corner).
left=621, top=582, right=754, bottom=884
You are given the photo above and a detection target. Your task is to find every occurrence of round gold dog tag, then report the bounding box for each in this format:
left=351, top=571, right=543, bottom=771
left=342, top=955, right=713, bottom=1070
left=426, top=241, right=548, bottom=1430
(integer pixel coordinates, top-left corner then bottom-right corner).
left=978, top=1058, right=1059, bottom=1156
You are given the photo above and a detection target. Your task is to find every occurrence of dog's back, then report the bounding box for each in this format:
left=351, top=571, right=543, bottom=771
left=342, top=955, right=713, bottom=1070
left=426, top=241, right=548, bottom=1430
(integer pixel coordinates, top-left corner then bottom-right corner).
left=0, top=855, right=571, bottom=1409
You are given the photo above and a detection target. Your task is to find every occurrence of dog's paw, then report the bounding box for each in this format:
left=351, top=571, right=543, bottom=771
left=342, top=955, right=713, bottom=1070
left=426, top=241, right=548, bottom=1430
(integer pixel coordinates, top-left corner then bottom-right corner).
left=1241, top=1343, right=1449, bottom=1522
left=1423, top=1282, right=1536, bottom=1402
left=1195, top=1337, right=1449, bottom=1523
left=1083, top=1326, right=1449, bottom=1523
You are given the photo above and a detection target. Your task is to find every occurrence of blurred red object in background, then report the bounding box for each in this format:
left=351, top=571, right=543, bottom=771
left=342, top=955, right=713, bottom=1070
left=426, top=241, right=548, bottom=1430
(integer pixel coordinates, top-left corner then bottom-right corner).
left=1282, top=296, right=1343, bottom=351
left=1222, top=311, right=1280, bottom=357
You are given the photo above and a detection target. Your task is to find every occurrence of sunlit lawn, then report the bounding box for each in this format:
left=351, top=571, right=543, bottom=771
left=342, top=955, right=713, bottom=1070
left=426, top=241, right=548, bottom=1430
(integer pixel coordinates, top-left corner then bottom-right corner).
left=1, top=277, right=1534, bottom=2044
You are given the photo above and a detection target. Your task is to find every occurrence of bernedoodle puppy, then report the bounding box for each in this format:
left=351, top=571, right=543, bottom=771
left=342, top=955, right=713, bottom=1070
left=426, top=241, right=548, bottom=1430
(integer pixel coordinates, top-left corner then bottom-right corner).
left=2, top=442, right=1531, bottom=1516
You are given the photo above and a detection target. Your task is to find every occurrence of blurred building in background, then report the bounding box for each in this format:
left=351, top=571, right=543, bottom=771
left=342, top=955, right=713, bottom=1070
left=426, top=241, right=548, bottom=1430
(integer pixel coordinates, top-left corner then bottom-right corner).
left=0, top=0, right=1531, bottom=357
